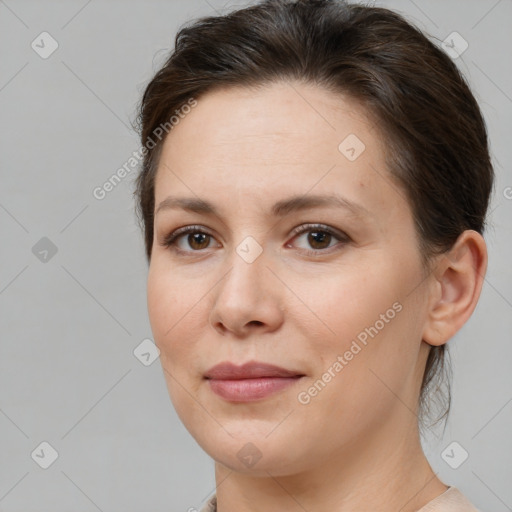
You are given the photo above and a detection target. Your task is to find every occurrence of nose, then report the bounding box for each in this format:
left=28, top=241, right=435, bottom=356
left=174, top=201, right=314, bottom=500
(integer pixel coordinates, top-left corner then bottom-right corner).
left=209, top=245, right=285, bottom=337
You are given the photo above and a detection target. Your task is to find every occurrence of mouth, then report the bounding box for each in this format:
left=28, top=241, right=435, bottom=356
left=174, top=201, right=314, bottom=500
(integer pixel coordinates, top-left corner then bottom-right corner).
left=204, top=360, right=306, bottom=402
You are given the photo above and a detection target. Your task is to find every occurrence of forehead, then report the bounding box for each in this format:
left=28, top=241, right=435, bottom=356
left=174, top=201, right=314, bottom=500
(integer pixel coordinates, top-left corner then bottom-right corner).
left=160, top=81, right=381, bottom=158
left=154, top=81, right=401, bottom=219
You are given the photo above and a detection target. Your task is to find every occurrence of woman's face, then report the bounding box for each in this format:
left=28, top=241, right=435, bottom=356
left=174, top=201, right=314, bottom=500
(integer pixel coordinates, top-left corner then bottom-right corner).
left=147, top=81, right=433, bottom=475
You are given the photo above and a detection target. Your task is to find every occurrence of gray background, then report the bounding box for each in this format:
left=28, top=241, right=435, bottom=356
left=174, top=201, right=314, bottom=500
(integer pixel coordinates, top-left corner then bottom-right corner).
left=0, top=0, right=511, bottom=510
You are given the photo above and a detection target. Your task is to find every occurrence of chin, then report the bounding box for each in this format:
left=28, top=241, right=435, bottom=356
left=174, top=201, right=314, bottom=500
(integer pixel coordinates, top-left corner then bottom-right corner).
left=191, top=426, right=312, bottom=476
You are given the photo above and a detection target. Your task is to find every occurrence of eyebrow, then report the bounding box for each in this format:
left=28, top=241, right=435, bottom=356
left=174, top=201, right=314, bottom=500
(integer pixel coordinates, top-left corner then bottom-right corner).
left=155, top=193, right=372, bottom=218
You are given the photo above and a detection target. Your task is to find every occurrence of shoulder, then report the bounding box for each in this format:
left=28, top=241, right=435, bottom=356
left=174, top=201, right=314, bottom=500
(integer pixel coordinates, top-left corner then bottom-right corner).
left=417, top=486, right=481, bottom=512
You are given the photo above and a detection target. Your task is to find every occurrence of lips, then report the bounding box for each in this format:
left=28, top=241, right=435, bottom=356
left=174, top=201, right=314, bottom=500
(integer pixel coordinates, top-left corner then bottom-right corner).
left=204, top=361, right=305, bottom=402
left=204, top=361, right=305, bottom=380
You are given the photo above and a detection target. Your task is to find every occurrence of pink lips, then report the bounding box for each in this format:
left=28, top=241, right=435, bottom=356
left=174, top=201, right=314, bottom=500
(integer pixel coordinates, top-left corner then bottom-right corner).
left=204, top=361, right=305, bottom=402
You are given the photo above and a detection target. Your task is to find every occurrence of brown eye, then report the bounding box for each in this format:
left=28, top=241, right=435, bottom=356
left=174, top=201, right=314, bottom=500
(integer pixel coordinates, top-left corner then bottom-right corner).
left=161, top=225, right=218, bottom=254
left=186, top=232, right=211, bottom=250
left=306, top=230, right=333, bottom=250
left=289, top=224, right=350, bottom=256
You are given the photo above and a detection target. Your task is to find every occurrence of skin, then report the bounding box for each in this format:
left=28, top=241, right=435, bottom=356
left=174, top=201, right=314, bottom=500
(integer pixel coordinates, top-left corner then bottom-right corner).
left=146, top=81, right=487, bottom=511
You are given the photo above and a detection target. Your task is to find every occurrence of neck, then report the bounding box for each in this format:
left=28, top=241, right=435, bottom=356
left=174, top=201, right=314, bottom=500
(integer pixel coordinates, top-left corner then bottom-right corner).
left=213, top=407, right=447, bottom=512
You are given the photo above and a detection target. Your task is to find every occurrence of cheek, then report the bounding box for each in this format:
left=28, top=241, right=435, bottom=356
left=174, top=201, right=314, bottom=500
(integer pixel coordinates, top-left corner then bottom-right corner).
left=147, top=262, right=205, bottom=365
left=147, top=263, right=209, bottom=420
left=291, top=260, right=421, bottom=405
left=289, top=263, right=400, bottom=350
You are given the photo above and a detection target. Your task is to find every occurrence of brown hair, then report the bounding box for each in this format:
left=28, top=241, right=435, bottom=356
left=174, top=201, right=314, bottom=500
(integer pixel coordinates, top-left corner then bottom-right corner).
left=133, top=0, right=494, bottom=431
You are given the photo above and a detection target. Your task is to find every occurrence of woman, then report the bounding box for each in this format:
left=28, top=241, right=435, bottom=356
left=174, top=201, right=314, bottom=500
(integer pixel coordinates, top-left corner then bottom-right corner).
left=133, top=1, right=493, bottom=510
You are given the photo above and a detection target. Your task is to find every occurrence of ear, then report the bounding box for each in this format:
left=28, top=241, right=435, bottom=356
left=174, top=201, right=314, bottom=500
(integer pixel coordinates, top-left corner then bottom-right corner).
left=422, top=230, right=488, bottom=346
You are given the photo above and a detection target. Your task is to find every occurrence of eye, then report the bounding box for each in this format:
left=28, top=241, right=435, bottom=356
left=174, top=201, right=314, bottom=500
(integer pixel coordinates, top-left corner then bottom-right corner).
left=160, top=223, right=350, bottom=256
left=160, top=225, right=218, bottom=255
left=287, top=223, right=350, bottom=256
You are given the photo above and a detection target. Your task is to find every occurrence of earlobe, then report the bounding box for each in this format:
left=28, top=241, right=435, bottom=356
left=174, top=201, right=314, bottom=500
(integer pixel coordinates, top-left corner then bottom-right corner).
left=422, top=230, right=488, bottom=347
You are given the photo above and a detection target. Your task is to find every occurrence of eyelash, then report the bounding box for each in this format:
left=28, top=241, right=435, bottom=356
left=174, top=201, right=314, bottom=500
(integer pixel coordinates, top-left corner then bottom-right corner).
left=160, top=223, right=350, bottom=257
